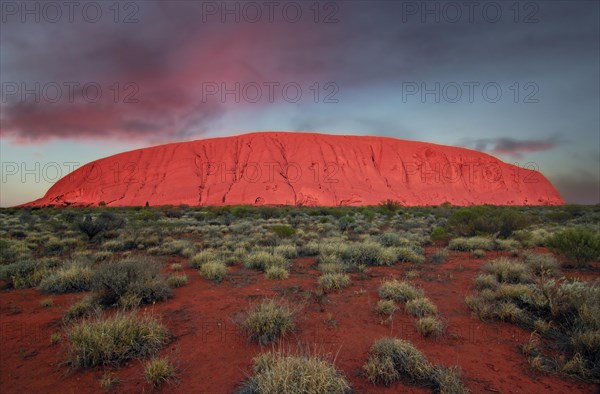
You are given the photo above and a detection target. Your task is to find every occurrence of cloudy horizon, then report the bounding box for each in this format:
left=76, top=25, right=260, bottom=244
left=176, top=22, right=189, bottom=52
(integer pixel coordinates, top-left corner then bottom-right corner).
left=1, top=0, right=599, bottom=206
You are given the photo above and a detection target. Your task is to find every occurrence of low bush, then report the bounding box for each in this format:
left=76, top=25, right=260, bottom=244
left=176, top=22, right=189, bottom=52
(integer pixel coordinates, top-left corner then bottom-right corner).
left=92, top=259, right=171, bottom=307
left=318, top=273, right=351, bottom=291
left=378, top=279, right=423, bottom=303
left=548, top=227, right=600, bottom=267
left=271, top=224, right=295, bottom=238
left=67, top=312, right=168, bottom=367
left=242, top=351, right=351, bottom=394
left=243, top=299, right=295, bottom=344
left=77, top=213, right=124, bottom=241
left=447, top=206, right=529, bottom=238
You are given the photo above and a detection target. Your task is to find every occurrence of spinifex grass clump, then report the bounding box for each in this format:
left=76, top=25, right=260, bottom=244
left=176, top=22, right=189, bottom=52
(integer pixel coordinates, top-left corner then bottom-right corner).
left=318, top=273, right=351, bottom=291
left=200, top=261, right=228, bottom=282
left=144, top=357, right=176, bottom=387
left=363, top=338, right=467, bottom=392
left=244, top=251, right=290, bottom=271
left=67, top=312, right=169, bottom=367
left=378, top=279, right=423, bottom=303
left=467, top=254, right=600, bottom=381
left=243, top=299, right=295, bottom=345
left=241, top=350, right=351, bottom=394
left=39, top=261, right=93, bottom=293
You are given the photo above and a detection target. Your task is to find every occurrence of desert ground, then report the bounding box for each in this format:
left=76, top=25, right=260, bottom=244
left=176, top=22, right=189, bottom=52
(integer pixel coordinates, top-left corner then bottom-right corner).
left=0, top=204, right=598, bottom=393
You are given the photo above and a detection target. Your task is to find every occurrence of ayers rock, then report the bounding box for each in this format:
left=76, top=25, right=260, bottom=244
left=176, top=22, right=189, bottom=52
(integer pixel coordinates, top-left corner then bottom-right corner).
left=24, top=132, right=563, bottom=207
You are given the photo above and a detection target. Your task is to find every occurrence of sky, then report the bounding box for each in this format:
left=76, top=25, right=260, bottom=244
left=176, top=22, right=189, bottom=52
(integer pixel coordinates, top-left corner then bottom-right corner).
left=1, top=0, right=599, bottom=206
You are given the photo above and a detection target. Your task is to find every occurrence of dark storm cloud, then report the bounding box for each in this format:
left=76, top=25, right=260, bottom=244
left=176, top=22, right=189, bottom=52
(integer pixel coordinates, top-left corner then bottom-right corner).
left=1, top=0, right=598, bottom=144
left=552, top=171, right=600, bottom=205
left=463, top=137, right=561, bottom=159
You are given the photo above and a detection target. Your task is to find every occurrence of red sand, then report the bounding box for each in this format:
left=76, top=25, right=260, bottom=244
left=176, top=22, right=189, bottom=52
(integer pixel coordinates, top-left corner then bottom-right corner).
left=23, top=132, right=563, bottom=207
left=0, top=248, right=596, bottom=393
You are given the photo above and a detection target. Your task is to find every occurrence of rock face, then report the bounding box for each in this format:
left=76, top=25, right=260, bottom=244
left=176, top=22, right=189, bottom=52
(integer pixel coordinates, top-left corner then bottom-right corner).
left=24, top=132, right=564, bottom=207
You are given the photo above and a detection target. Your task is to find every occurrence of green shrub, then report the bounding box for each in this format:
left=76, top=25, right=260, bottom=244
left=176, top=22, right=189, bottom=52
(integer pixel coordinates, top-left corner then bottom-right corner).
left=378, top=279, right=423, bottom=303
left=548, top=227, right=600, bottom=267
left=265, top=266, right=289, bottom=280
left=77, top=213, right=124, bottom=241
left=39, top=262, right=93, bottom=293
left=92, top=259, right=171, bottom=307
left=244, top=299, right=295, bottom=344
left=144, top=357, right=176, bottom=387
left=67, top=312, right=168, bottom=367
left=271, top=224, right=295, bottom=238
left=318, top=273, right=351, bottom=291
left=447, top=206, right=529, bottom=238
left=243, top=351, right=351, bottom=394
left=430, top=227, right=451, bottom=243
